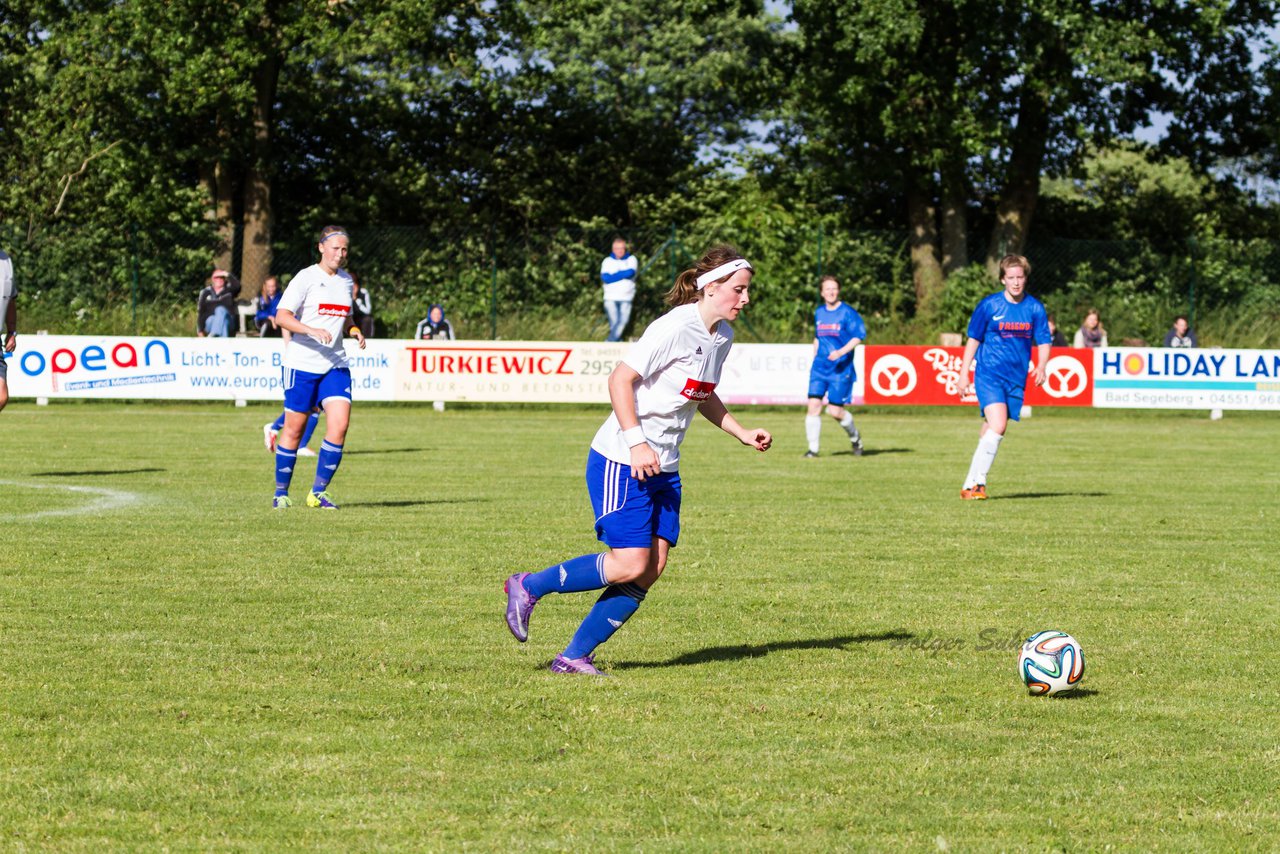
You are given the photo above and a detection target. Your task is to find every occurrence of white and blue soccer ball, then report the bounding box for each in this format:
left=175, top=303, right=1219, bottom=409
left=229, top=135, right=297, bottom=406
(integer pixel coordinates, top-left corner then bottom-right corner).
left=1017, top=631, right=1085, bottom=696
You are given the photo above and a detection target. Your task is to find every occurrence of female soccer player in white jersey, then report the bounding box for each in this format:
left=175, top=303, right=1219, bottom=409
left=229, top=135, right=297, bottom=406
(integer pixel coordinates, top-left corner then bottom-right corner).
left=957, top=254, right=1051, bottom=499
left=504, top=244, right=773, bottom=675
left=270, top=225, right=366, bottom=509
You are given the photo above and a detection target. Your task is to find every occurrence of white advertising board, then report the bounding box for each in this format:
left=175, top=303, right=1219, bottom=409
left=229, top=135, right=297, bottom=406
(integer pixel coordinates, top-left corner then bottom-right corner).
left=5, top=337, right=852, bottom=406
left=1093, top=347, right=1280, bottom=410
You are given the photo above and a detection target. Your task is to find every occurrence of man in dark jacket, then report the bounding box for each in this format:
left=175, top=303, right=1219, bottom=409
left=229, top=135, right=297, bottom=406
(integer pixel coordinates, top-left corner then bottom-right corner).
left=197, top=269, right=241, bottom=337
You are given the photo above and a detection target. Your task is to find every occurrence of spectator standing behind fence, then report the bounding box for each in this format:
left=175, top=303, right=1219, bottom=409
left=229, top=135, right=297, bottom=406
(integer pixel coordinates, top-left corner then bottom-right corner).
left=1072, top=308, right=1107, bottom=348
left=351, top=272, right=374, bottom=338
left=1047, top=313, right=1068, bottom=347
left=600, top=236, right=638, bottom=342
left=197, top=269, right=241, bottom=337
left=0, top=247, right=16, bottom=413
left=1163, top=315, right=1198, bottom=348
left=255, top=276, right=283, bottom=337
left=415, top=304, right=454, bottom=340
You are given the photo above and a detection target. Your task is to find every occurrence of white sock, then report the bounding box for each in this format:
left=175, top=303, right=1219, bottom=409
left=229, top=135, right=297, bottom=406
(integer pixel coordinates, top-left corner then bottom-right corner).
left=964, top=431, right=1003, bottom=488
left=805, top=415, right=822, bottom=452
left=838, top=412, right=858, bottom=437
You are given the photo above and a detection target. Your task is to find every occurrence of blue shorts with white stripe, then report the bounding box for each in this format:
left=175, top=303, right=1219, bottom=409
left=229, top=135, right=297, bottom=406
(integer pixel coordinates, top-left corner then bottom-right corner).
left=586, top=448, right=682, bottom=549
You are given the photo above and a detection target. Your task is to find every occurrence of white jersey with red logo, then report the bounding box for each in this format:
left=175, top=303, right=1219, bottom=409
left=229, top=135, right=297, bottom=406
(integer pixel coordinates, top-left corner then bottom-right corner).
left=591, top=302, right=734, bottom=472
left=278, top=264, right=354, bottom=373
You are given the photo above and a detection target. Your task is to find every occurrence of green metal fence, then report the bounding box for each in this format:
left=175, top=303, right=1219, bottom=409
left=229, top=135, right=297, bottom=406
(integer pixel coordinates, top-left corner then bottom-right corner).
left=4, top=222, right=1280, bottom=346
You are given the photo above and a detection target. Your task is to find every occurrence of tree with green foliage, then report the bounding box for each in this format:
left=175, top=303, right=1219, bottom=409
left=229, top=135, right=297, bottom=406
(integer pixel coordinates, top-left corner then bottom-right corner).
left=779, top=0, right=1279, bottom=318
left=482, top=0, right=781, bottom=232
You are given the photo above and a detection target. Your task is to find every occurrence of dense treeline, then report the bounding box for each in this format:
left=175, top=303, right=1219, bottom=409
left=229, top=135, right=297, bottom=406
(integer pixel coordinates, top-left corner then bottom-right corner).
left=1, top=1, right=1279, bottom=343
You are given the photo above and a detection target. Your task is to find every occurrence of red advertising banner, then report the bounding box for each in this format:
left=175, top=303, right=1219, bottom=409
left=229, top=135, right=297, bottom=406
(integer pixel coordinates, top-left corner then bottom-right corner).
left=863, top=346, right=1093, bottom=407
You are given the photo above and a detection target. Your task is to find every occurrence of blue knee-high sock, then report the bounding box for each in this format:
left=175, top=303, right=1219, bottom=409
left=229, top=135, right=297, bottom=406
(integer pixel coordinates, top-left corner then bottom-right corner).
left=524, top=553, right=609, bottom=598
left=271, top=411, right=286, bottom=431
left=563, top=583, right=647, bottom=660
left=274, top=446, right=298, bottom=497
left=301, top=413, right=320, bottom=447
left=311, top=440, right=343, bottom=493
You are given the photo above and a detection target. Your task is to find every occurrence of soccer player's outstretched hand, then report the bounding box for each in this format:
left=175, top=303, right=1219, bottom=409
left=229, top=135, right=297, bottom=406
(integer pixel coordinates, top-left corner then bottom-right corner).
left=742, top=428, right=772, bottom=452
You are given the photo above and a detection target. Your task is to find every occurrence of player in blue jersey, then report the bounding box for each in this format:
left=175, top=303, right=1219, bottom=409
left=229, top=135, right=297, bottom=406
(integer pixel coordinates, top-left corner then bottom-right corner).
left=503, top=244, right=773, bottom=676
left=957, top=254, right=1051, bottom=499
left=804, top=275, right=866, bottom=457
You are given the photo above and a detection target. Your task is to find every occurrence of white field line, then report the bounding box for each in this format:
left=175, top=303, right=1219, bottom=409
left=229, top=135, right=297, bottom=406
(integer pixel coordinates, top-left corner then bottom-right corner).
left=0, top=479, right=142, bottom=520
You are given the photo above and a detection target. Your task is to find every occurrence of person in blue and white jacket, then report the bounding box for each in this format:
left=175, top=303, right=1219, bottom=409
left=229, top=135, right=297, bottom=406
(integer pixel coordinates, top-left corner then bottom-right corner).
left=600, top=236, right=639, bottom=341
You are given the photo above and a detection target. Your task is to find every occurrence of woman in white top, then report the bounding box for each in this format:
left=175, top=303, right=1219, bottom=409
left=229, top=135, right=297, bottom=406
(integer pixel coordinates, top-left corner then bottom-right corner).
left=503, top=244, right=772, bottom=675
left=270, top=225, right=366, bottom=510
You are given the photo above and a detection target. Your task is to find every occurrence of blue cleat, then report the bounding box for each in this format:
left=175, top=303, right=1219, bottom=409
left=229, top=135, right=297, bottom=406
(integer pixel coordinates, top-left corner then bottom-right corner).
left=272, top=495, right=293, bottom=509
left=504, top=572, right=538, bottom=642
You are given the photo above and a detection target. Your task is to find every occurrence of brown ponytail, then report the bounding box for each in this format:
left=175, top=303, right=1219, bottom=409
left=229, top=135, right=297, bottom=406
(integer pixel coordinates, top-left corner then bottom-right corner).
left=666, top=243, right=747, bottom=306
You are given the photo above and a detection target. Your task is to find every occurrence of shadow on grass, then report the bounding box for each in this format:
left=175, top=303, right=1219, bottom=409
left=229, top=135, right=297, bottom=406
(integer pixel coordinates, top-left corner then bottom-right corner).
left=345, top=448, right=430, bottom=456
left=996, top=491, right=1108, bottom=500
left=614, top=630, right=914, bottom=670
left=32, top=468, right=165, bottom=477
left=342, top=497, right=489, bottom=508
left=1046, top=687, right=1100, bottom=700
left=833, top=448, right=912, bottom=457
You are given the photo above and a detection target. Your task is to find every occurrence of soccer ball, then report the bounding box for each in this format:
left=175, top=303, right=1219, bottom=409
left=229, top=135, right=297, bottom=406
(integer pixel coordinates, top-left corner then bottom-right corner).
left=1017, top=631, right=1085, bottom=696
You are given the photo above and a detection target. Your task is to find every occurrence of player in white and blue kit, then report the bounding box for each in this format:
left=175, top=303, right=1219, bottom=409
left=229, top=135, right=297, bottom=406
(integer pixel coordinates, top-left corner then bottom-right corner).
left=270, top=225, right=366, bottom=509
left=957, top=254, right=1051, bottom=499
left=804, top=275, right=866, bottom=457
left=504, top=245, right=773, bottom=676
left=0, top=247, right=16, bottom=413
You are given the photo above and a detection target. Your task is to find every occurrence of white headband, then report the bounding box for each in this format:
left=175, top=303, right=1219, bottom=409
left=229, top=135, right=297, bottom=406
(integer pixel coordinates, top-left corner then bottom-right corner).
left=695, top=258, right=753, bottom=290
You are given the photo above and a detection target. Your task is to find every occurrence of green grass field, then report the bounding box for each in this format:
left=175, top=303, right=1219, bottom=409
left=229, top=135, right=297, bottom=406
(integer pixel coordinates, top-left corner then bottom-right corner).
left=2, top=402, right=1278, bottom=850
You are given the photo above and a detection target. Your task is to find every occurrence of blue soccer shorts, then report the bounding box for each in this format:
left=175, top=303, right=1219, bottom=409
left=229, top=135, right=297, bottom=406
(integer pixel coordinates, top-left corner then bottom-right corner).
left=283, top=367, right=352, bottom=413
left=808, top=367, right=855, bottom=406
left=975, top=374, right=1025, bottom=421
left=586, top=448, right=682, bottom=549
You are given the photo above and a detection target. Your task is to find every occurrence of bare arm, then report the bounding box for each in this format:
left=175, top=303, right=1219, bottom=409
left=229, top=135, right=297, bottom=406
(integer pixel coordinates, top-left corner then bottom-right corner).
left=828, top=336, right=862, bottom=361
left=698, top=392, right=772, bottom=452
left=345, top=319, right=367, bottom=350
left=4, top=296, right=15, bottom=352
left=958, top=337, right=980, bottom=398
left=607, top=362, right=661, bottom=481
left=274, top=309, right=332, bottom=345
left=1032, top=342, right=1050, bottom=386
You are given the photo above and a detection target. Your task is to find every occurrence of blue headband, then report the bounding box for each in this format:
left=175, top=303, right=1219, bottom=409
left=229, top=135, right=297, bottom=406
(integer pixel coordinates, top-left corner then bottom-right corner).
left=320, top=230, right=348, bottom=244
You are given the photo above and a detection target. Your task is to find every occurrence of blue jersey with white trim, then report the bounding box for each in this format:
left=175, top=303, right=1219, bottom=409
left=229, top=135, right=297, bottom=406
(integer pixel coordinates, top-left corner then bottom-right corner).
left=812, top=302, right=866, bottom=375
left=966, top=291, right=1051, bottom=387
